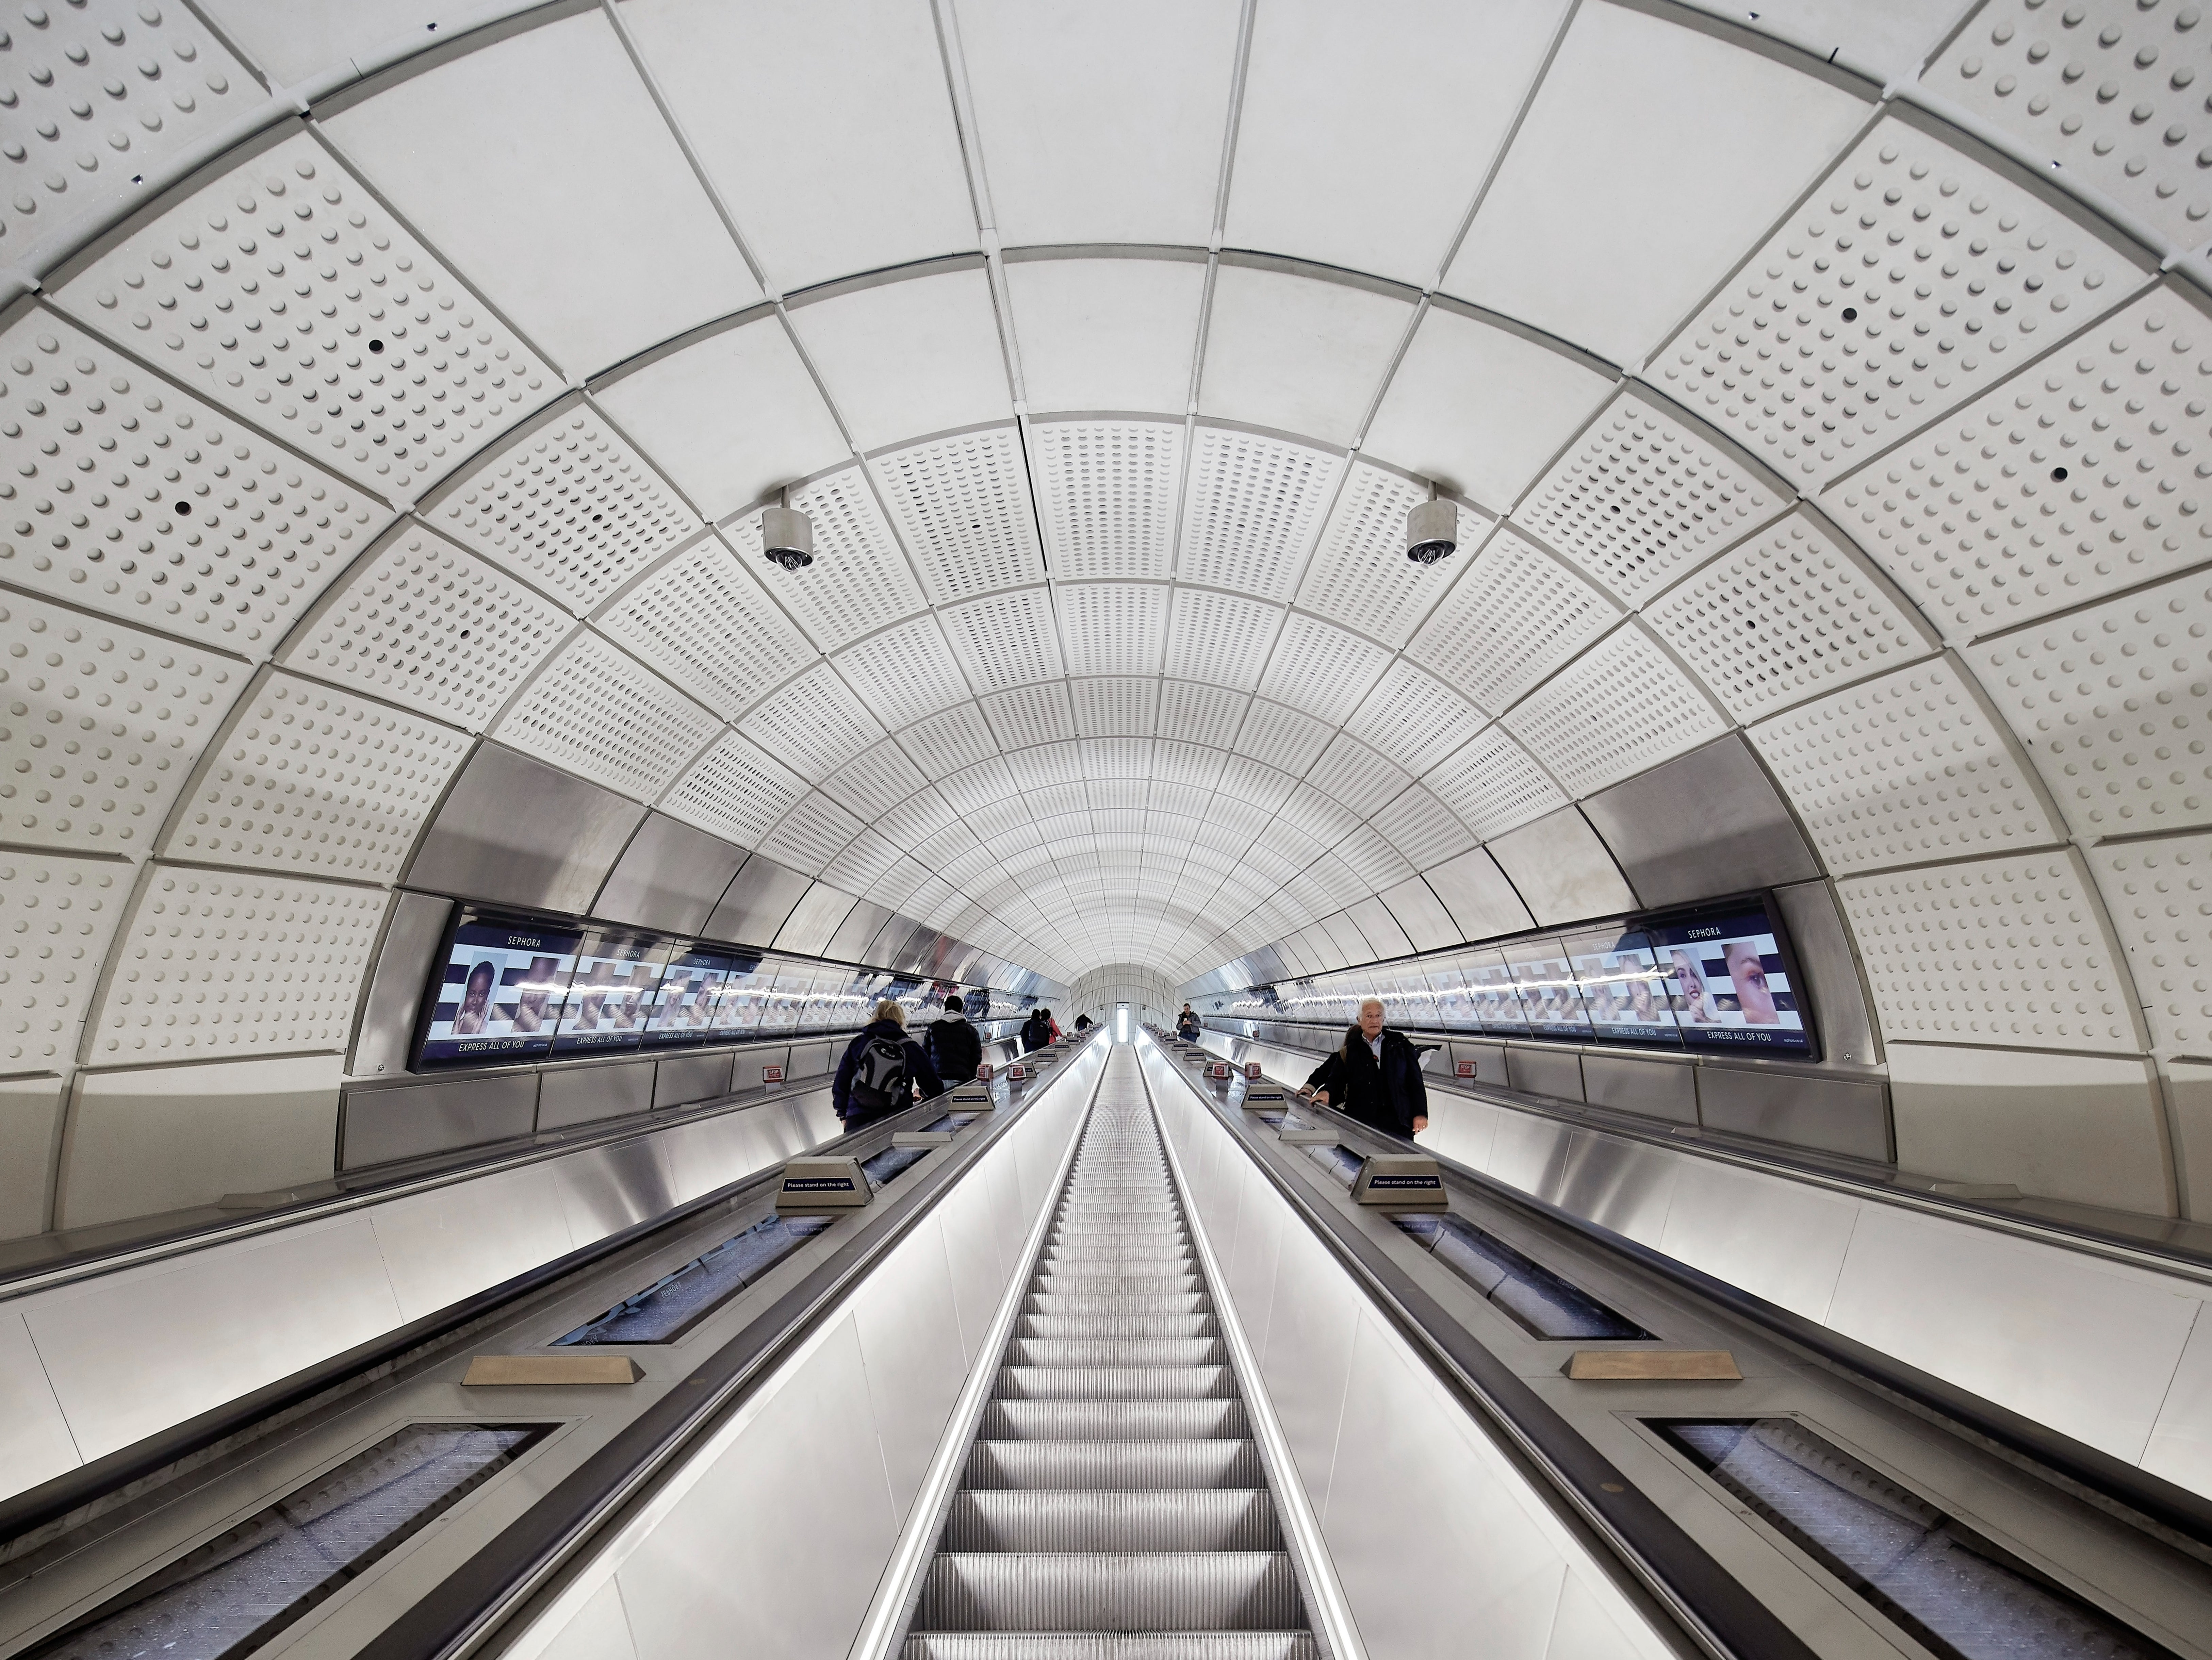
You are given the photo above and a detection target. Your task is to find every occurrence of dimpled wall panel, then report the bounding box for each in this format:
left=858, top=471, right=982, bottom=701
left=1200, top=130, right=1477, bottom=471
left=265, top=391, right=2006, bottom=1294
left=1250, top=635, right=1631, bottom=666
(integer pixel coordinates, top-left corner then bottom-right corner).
left=0, top=312, right=385, bottom=657
left=89, top=866, right=391, bottom=1061
left=2091, top=832, right=2212, bottom=1056
left=1838, top=850, right=2143, bottom=1053
left=0, top=851, right=129, bottom=1071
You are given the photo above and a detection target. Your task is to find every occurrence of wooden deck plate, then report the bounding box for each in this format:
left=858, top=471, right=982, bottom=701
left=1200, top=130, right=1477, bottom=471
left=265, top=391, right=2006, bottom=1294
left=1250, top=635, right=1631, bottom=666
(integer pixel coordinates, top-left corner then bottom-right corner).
left=1565, top=1350, right=1741, bottom=1381
left=462, top=1354, right=643, bottom=1387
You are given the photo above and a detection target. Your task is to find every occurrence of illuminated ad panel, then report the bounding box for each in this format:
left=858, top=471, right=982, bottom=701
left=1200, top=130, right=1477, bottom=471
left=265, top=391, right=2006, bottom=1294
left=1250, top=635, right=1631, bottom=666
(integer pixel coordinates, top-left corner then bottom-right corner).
left=417, top=914, right=583, bottom=1067
left=552, top=931, right=671, bottom=1056
left=1648, top=908, right=1808, bottom=1055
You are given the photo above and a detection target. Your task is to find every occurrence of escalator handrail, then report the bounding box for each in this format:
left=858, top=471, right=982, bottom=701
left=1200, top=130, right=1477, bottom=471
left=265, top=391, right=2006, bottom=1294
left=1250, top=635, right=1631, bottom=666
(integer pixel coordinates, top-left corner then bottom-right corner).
left=1142, top=1032, right=1818, bottom=1660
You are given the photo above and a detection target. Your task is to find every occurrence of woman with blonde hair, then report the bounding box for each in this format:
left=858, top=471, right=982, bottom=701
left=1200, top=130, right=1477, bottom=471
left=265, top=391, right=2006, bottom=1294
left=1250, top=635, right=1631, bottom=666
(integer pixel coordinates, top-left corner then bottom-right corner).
left=833, top=997, right=945, bottom=1129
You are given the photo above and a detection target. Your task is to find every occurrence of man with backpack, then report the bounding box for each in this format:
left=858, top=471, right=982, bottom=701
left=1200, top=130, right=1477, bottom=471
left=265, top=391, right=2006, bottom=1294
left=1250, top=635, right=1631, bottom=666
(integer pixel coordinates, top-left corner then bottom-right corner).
left=924, top=993, right=983, bottom=1084
left=1020, top=1007, right=1052, bottom=1052
left=833, top=999, right=944, bottom=1131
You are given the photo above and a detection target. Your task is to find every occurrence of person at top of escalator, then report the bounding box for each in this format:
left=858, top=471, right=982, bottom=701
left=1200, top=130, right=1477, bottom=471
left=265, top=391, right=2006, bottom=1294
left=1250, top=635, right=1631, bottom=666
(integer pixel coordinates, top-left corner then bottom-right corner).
left=1074, top=1013, right=1093, bottom=1032
left=1302, top=997, right=1429, bottom=1138
left=833, top=999, right=944, bottom=1130
left=1045, top=1009, right=1062, bottom=1042
left=1020, top=1008, right=1052, bottom=1052
left=1176, top=1005, right=1202, bottom=1043
left=924, top=993, right=983, bottom=1083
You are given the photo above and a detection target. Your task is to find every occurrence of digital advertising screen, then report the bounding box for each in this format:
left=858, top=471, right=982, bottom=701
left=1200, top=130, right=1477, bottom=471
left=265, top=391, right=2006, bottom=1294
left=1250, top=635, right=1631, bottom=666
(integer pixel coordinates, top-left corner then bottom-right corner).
left=641, top=948, right=734, bottom=1048
left=1562, top=929, right=1682, bottom=1047
left=1647, top=905, right=1813, bottom=1056
left=1505, top=942, right=1591, bottom=1039
left=416, top=914, right=583, bottom=1068
left=552, top=932, right=670, bottom=1056
left=1466, top=952, right=1532, bottom=1036
left=708, top=954, right=773, bottom=1040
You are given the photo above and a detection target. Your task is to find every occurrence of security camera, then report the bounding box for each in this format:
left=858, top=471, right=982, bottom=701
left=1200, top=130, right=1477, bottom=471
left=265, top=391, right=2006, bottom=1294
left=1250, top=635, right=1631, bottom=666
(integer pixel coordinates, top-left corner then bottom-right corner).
left=761, top=503, right=814, bottom=572
left=1405, top=497, right=1457, bottom=565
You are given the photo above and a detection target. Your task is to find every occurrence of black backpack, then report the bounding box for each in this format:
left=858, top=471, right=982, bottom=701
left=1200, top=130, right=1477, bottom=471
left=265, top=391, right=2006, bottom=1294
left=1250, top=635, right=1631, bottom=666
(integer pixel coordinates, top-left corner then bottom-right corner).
left=849, top=1033, right=910, bottom=1116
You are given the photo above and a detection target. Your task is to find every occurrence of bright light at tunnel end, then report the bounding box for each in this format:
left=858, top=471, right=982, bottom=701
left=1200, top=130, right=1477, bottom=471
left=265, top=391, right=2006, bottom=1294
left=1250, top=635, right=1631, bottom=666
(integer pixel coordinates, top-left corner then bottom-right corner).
left=1115, top=1005, right=1129, bottom=1044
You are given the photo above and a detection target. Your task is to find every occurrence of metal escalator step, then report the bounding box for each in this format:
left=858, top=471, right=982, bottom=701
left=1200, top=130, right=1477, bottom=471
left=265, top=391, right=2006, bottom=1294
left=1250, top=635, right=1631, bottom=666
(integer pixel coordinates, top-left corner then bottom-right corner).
left=1026, top=1294, right=1210, bottom=1317
left=1016, top=1316, right=1217, bottom=1341
left=1031, top=1275, right=1204, bottom=1296
left=976, top=1400, right=1248, bottom=1443
left=915, top=1552, right=1304, bottom=1633
left=995, top=1366, right=1233, bottom=1401
left=902, top=1636, right=1320, bottom=1660
left=942, top=1490, right=1282, bottom=1553
left=963, top=1441, right=1263, bottom=1490
left=1005, top=1340, right=1227, bottom=1368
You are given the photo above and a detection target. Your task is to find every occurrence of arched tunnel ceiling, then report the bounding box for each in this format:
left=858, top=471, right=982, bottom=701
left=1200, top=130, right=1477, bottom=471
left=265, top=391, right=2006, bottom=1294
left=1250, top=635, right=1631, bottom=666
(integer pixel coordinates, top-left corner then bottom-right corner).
left=4, top=0, right=2210, bottom=1003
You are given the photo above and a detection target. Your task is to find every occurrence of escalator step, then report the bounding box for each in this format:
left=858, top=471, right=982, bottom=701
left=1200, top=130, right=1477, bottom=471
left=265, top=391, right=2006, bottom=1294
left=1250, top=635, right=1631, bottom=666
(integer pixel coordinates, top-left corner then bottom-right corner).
left=916, top=1552, right=1302, bottom=1632
left=976, top=1400, right=1248, bottom=1443
left=963, top=1440, right=1264, bottom=1490
left=942, top=1490, right=1282, bottom=1553
left=995, top=1366, right=1234, bottom=1401
left=903, top=1636, right=1318, bottom=1659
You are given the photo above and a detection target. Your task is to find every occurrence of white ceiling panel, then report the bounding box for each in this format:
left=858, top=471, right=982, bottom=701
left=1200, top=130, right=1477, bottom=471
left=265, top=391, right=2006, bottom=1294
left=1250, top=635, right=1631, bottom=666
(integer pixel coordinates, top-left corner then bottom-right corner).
left=739, top=662, right=886, bottom=782
left=1032, top=420, right=1183, bottom=581
left=621, top=0, right=977, bottom=294
left=1164, top=590, right=1284, bottom=689
left=1157, top=680, right=1251, bottom=748
left=983, top=683, right=1077, bottom=749
left=1372, top=785, right=1477, bottom=870
left=821, top=737, right=932, bottom=823
left=1007, top=742, right=1083, bottom=792
left=599, top=534, right=814, bottom=721
left=1363, top=306, right=1616, bottom=515
left=731, top=467, right=928, bottom=653
left=593, top=316, right=848, bottom=521
left=896, top=703, right=998, bottom=779
left=770, top=791, right=866, bottom=875
left=873, top=424, right=1044, bottom=604
left=834, top=616, right=973, bottom=726
left=1234, top=698, right=1333, bottom=775
left=1071, top=677, right=1161, bottom=736
left=942, top=587, right=1064, bottom=691
left=1058, top=584, right=1167, bottom=677
left=1198, top=265, right=1413, bottom=447
left=1504, top=623, right=1728, bottom=798
left=1005, top=258, right=1207, bottom=415
left=954, top=0, right=1243, bottom=247
left=1226, top=0, right=1566, bottom=284
left=1179, top=428, right=1343, bottom=601
left=497, top=631, right=719, bottom=802
left=1297, top=463, right=1471, bottom=648
left=1308, top=734, right=1410, bottom=811
left=792, top=267, right=1010, bottom=451
left=1425, top=726, right=1568, bottom=841
left=323, top=11, right=761, bottom=375
left=1406, top=530, right=1619, bottom=716
left=1345, top=660, right=1487, bottom=777
left=1258, top=614, right=1391, bottom=727
left=1445, top=0, right=1869, bottom=365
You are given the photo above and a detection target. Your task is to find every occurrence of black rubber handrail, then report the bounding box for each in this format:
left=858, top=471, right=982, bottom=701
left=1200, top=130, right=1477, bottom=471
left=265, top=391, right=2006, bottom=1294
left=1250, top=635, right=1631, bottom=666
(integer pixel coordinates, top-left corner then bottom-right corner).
left=1138, top=1038, right=1818, bottom=1660
left=0, top=1067, right=1007, bottom=1552
left=345, top=1035, right=1107, bottom=1660
left=1218, top=1039, right=2212, bottom=1554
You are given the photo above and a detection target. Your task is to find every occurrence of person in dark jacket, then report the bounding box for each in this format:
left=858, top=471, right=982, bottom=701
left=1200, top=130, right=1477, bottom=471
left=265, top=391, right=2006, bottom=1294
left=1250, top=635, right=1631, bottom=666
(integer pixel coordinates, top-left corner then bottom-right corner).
left=924, top=994, right=983, bottom=1083
left=834, top=999, right=944, bottom=1129
left=1176, top=1005, right=1202, bottom=1042
left=1074, top=1013, right=1092, bottom=1032
left=1020, top=1009, right=1052, bottom=1052
left=1302, top=998, right=1429, bottom=1138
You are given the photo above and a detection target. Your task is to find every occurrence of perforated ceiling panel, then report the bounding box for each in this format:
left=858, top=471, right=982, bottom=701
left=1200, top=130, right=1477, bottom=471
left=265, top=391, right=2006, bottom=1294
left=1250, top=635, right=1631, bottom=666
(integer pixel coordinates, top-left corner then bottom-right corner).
left=278, top=526, right=570, bottom=730
left=1372, top=784, right=1476, bottom=870
left=1660, top=119, right=2147, bottom=486
left=1071, top=676, right=1158, bottom=736
left=1, top=310, right=386, bottom=658
left=942, top=586, right=1063, bottom=692
left=895, top=703, right=998, bottom=780
left=1519, top=393, right=1787, bottom=605
left=1839, top=850, right=2143, bottom=1054
left=433, top=405, right=695, bottom=615
left=983, top=683, right=1077, bottom=749
left=495, top=631, right=718, bottom=801
left=0, top=588, right=247, bottom=853
left=731, top=467, right=925, bottom=653
left=1973, top=565, right=2212, bottom=840
left=1504, top=624, right=1726, bottom=798
left=1164, top=588, right=1282, bottom=690
left=1234, top=697, right=1332, bottom=774
left=1822, top=288, right=2212, bottom=645
left=60, top=131, right=554, bottom=494
left=737, top=662, right=886, bottom=784
left=162, top=672, right=469, bottom=884
left=1178, top=426, right=1342, bottom=601
left=89, top=865, right=389, bottom=1062
left=597, top=534, right=813, bottom=722
left=1057, top=583, right=1165, bottom=677
left=1407, top=530, right=1618, bottom=715
left=1257, top=613, right=1391, bottom=727
left=1422, top=724, right=1567, bottom=841
left=1344, top=659, right=1486, bottom=777
left=1645, top=509, right=1937, bottom=723
left=873, top=425, right=1044, bottom=605
left=764, top=790, right=864, bottom=876
left=1750, top=657, right=2063, bottom=875
left=1030, top=419, right=1182, bottom=581
left=1929, top=0, right=2212, bottom=247
left=1293, top=461, right=1452, bottom=647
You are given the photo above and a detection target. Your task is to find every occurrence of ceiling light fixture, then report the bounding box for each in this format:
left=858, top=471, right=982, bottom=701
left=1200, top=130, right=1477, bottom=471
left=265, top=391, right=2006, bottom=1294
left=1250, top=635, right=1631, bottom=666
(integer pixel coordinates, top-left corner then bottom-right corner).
left=761, top=488, right=815, bottom=572
left=1405, top=488, right=1458, bottom=566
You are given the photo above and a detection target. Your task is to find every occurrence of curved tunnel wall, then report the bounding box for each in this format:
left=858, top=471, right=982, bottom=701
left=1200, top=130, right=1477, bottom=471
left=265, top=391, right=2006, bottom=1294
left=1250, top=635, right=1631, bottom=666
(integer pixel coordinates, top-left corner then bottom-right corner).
left=2, top=0, right=2211, bottom=1241
left=1067, top=964, right=1183, bottom=1031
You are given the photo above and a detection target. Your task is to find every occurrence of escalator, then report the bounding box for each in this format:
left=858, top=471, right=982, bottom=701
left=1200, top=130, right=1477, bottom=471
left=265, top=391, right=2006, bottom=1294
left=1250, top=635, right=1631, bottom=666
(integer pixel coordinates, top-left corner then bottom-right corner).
left=904, top=1052, right=1314, bottom=1657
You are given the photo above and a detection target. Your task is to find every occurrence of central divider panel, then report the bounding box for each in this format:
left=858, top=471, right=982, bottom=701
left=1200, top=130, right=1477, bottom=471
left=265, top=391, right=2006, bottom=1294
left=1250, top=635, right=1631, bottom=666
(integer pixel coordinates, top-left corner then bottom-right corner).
left=903, top=1046, right=1315, bottom=1656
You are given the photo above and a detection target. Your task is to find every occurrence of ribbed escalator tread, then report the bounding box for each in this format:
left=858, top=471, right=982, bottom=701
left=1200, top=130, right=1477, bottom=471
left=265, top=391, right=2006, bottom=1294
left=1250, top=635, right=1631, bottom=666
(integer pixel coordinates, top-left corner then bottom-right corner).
left=906, top=1048, right=1310, bottom=1652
